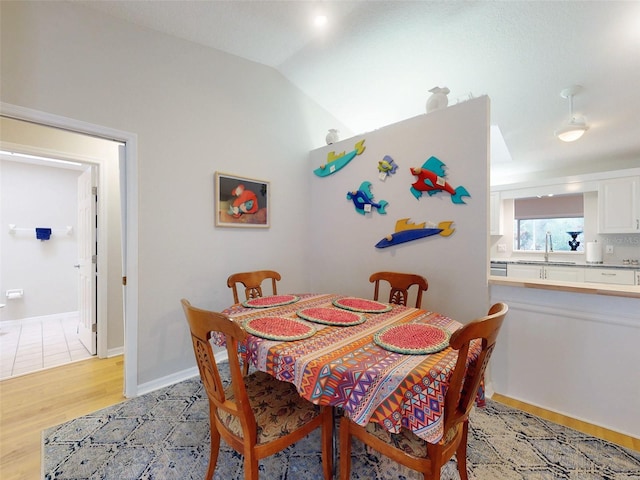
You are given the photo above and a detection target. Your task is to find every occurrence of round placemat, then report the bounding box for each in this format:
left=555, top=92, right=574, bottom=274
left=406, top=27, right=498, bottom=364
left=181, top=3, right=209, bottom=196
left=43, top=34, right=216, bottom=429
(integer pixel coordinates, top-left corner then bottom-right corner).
left=374, top=323, right=450, bottom=354
left=296, top=307, right=366, bottom=326
left=242, top=295, right=300, bottom=308
left=243, top=316, right=316, bottom=341
left=333, top=297, right=392, bottom=313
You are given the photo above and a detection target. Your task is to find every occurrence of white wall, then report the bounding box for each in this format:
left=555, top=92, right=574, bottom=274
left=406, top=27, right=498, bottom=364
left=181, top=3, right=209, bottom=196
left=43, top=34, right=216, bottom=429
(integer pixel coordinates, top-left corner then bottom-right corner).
left=490, top=284, right=640, bottom=438
left=0, top=160, right=79, bottom=318
left=309, top=97, right=490, bottom=323
left=0, top=1, right=352, bottom=384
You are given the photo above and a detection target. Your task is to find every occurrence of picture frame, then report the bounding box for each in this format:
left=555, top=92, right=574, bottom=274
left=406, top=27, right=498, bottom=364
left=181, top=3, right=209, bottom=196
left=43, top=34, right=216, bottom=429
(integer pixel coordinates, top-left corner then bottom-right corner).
left=214, top=172, right=270, bottom=228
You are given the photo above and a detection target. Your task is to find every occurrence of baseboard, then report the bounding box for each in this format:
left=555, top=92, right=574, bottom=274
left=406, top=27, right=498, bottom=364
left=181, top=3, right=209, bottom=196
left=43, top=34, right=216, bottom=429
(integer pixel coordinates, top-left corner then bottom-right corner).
left=491, top=392, right=639, bottom=452
left=135, top=350, right=230, bottom=397
left=106, top=346, right=124, bottom=357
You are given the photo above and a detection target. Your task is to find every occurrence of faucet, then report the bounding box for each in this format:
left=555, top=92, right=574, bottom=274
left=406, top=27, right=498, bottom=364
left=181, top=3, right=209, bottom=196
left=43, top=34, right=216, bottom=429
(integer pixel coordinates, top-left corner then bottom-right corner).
left=544, top=231, right=553, bottom=262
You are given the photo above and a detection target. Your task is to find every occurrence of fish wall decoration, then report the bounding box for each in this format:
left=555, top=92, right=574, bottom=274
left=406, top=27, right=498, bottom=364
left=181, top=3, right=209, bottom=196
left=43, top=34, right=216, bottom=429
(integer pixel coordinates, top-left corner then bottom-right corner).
left=410, top=156, right=470, bottom=204
left=347, top=181, right=388, bottom=215
left=375, top=218, right=455, bottom=248
left=314, top=139, right=366, bottom=177
left=377, top=155, right=398, bottom=179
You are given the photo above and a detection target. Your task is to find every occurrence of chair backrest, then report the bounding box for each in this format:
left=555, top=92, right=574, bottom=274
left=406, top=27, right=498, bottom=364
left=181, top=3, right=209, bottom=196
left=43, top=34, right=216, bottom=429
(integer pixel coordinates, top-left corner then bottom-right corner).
left=369, top=271, right=429, bottom=308
left=227, top=270, right=281, bottom=304
left=443, top=302, right=508, bottom=435
left=180, top=299, right=256, bottom=433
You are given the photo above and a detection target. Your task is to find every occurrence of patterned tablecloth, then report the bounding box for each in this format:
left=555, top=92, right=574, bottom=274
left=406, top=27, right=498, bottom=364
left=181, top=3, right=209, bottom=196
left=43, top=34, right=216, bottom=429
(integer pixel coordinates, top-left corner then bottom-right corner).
left=220, top=293, right=481, bottom=443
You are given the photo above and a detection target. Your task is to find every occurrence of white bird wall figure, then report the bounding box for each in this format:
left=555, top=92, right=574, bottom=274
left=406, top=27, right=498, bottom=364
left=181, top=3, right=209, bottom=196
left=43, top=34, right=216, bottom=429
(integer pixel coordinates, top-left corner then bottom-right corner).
left=326, top=129, right=340, bottom=145
left=426, top=86, right=450, bottom=113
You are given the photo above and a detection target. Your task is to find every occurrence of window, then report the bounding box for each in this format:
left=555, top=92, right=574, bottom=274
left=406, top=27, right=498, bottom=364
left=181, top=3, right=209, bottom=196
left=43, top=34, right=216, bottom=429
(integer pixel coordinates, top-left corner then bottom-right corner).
left=513, top=194, right=584, bottom=251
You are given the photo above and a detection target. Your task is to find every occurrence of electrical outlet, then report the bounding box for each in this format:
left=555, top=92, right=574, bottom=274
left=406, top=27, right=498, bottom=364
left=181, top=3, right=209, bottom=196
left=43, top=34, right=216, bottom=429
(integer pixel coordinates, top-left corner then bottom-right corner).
left=497, top=243, right=507, bottom=253
left=606, top=245, right=614, bottom=254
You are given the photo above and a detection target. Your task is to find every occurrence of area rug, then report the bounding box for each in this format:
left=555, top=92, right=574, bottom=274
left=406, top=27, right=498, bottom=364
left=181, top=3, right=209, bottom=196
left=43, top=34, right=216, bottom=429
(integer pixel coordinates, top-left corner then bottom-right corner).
left=43, top=363, right=640, bottom=479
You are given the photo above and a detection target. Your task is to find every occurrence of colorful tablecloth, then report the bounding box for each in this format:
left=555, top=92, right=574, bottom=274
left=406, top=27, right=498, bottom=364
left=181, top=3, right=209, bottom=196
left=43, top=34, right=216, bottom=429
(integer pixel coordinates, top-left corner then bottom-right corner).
left=220, top=293, right=481, bottom=443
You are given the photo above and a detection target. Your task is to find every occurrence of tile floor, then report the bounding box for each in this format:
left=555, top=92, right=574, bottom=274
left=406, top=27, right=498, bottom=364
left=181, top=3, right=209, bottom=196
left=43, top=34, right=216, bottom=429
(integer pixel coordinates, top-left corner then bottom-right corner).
left=0, top=312, right=93, bottom=380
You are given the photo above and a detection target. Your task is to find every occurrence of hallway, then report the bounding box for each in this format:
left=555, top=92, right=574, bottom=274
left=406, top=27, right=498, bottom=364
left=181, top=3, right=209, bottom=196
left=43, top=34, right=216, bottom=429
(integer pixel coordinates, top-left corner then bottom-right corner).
left=0, top=312, right=93, bottom=380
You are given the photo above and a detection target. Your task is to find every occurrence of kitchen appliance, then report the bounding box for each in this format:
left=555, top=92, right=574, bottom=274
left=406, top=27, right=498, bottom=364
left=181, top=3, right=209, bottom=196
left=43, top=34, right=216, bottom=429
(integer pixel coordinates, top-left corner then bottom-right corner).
left=490, top=261, right=507, bottom=276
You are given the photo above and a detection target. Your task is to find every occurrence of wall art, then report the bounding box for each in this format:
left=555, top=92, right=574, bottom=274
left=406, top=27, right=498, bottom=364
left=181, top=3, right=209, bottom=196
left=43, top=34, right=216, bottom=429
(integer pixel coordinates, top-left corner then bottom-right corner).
left=347, top=181, right=388, bottom=215
left=377, top=155, right=398, bottom=181
left=409, top=156, right=470, bottom=204
left=314, top=139, right=366, bottom=177
left=215, top=172, right=269, bottom=228
left=375, top=218, right=455, bottom=248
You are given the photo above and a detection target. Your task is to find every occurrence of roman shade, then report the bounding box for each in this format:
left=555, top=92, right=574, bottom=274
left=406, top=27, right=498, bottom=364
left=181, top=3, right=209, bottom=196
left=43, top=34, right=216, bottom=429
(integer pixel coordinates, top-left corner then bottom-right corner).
left=514, top=194, right=584, bottom=219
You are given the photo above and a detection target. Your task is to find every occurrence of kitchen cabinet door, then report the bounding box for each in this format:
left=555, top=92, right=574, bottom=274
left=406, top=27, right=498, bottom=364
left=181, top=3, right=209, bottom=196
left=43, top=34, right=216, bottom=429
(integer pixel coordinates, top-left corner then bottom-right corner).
left=584, top=268, right=636, bottom=285
left=507, top=264, right=541, bottom=279
left=544, top=266, right=585, bottom=282
left=598, top=177, right=640, bottom=233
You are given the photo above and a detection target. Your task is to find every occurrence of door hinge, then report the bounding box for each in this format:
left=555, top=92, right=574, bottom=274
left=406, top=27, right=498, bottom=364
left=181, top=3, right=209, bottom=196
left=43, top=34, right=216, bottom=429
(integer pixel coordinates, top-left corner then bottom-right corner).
left=92, top=186, right=98, bottom=195
left=92, top=323, right=97, bottom=332
left=122, top=276, right=127, bottom=286
left=92, top=255, right=98, bottom=264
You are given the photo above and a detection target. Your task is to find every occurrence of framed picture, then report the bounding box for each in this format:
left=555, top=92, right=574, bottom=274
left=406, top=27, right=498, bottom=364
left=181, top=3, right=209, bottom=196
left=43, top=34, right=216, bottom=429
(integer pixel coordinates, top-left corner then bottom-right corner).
left=214, top=172, right=270, bottom=228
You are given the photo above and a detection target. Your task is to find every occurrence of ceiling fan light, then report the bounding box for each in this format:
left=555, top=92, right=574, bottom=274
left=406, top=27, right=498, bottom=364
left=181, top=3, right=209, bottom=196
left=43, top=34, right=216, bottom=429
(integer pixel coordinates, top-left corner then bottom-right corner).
left=555, top=85, right=589, bottom=142
left=555, top=122, right=589, bottom=142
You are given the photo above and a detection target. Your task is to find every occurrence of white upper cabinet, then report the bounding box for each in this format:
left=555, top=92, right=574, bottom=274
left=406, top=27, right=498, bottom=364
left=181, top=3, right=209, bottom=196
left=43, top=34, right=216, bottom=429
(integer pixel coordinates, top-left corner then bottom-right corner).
left=490, top=192, right=503, bottom=235
left=598, top=176, right=640, bottom=233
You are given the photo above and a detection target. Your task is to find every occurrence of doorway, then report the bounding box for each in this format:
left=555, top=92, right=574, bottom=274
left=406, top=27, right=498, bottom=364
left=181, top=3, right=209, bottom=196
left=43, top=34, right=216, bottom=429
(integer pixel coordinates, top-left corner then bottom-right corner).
left=0, top=120, right=120, bottom=378
left=0, top=103, right=138, bottom=398
left=0, top=110, right=138, bottom=395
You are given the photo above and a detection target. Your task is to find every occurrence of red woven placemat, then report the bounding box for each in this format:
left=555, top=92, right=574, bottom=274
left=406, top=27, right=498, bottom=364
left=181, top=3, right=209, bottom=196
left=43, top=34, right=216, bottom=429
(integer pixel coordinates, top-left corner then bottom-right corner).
left=374, top=323, right=450, bottom=354
left=243, top=316, right=316, bottom=341
left=296, top=307, right=366, bottom=326
left=242, top=295, right=299, bottom=308
left=332, top=297, right=391, bottom=313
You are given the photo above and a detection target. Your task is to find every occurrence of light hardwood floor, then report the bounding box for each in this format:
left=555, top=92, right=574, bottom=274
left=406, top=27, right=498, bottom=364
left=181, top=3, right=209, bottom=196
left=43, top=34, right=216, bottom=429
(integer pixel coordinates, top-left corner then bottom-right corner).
left=0, top=355, right=124, bottom=480
left=1, top=357, right=637, bottom=480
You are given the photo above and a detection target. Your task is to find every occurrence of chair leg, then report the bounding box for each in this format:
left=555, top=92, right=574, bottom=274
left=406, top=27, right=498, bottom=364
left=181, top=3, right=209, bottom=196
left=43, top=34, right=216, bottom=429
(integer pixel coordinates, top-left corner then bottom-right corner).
left=426, top=463, right=441, bottom=480
left=240, top=351, right=250, bottom=376
left=456, top=422, right=470, bottom=480
left=244, top=451, right=259, bottom=480
left=207, top=417, right=221, bottom=480
left=339, top=416, right=352, bottom=480
left=425, top=443, right=442, bottom=480
left=321, top=407, right=334, bottom=480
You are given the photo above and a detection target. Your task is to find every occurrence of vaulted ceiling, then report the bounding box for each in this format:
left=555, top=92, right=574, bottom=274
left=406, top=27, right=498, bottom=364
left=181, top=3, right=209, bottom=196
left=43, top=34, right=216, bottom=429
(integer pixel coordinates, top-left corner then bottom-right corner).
left=78, top=1, right=640, bottom=184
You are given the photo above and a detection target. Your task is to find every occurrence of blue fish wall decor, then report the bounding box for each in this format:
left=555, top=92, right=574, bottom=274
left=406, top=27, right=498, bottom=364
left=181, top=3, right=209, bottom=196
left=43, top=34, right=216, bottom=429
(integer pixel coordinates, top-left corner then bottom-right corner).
left=347, top=181, right=388, bottom=215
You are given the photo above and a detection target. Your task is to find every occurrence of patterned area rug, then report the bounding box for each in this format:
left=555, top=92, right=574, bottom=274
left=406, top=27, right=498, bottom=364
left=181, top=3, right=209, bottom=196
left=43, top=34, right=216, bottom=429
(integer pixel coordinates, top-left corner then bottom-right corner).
left=43, top=363, right=640, bottom=479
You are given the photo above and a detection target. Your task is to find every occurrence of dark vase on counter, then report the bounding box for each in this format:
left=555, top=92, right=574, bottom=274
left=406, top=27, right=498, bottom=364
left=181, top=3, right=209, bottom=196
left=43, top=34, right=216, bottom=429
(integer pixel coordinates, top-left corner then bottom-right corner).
left=567, top=231, right=582, bottom=251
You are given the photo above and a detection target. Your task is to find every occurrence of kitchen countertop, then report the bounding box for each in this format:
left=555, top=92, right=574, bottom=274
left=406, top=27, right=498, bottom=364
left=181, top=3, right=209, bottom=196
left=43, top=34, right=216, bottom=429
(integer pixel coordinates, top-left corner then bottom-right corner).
left=488, top=275, right=640, bottom=299
left=490, top=259, right=640, bottom=270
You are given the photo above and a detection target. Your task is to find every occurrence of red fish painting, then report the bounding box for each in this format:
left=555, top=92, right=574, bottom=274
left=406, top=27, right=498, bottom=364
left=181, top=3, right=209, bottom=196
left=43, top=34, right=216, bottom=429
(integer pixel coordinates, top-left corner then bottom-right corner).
left=228, top=184, right=258, bottom=218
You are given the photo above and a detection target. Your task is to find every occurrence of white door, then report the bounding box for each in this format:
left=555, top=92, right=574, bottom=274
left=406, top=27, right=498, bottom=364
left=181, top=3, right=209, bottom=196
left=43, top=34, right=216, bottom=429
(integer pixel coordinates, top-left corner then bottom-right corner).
left=77, top=165, right=97, bottom=354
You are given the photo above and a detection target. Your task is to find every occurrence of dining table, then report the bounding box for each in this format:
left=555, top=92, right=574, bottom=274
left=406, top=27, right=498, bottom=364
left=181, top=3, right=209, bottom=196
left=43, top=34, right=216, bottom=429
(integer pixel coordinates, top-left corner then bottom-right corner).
left=217, top=292, right=482, bottom=444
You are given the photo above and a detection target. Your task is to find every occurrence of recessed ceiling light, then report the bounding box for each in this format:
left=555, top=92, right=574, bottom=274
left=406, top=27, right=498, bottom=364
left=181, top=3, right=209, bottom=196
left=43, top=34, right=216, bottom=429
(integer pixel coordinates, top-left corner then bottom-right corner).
left=314, top=14, right=328, bottom=27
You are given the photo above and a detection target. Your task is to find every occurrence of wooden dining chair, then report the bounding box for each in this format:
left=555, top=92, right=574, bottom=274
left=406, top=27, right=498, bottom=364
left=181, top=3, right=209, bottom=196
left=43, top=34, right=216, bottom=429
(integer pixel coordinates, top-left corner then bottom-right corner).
left=339, top=302, right=509, bottom=480
left=181, top=299, right=333, bottom=480
left=369, top=271, right=428, bottom=308
left=227, top=270, right=281, bottom=304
